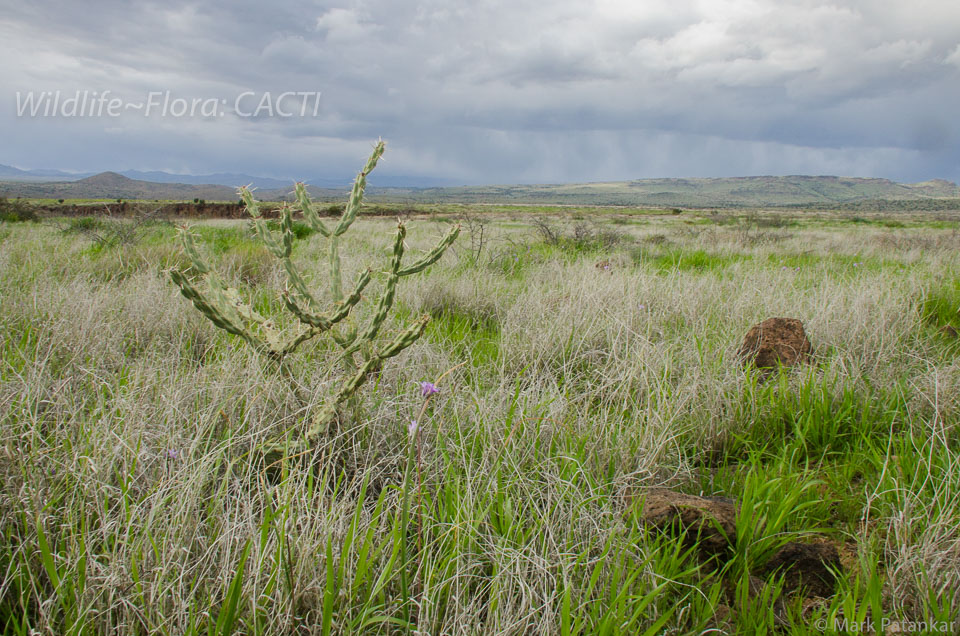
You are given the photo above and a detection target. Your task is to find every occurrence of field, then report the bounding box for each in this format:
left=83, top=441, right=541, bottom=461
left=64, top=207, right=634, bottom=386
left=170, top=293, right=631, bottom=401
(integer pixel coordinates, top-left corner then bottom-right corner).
left=1, top=207, right=959, bottom=634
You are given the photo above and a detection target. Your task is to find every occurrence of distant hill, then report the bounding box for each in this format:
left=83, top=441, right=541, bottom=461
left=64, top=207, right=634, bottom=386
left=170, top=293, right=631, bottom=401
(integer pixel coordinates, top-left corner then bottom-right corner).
left=0, top=163, right=89, bottom=180
left=0, top=164, right=30, bottom=178
left=0, top=172, right=238, bottom=201
left=118, top=170, right=291, bottom=190
left=0, top=163, right=463, bottom=190
left=381, top=175, right=960, bottom=208
left=2, top=172, right=959, bottom=208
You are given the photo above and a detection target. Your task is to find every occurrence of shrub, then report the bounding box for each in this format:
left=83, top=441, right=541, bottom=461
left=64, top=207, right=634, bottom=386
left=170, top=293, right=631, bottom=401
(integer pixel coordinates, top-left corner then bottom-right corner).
left=0, top=197, right=38, bottom=223
left=61, top=206, right=167, bottom=248
left=264, top=218, right=315, bottom=240
left=531, top=216, right=626, bottom=253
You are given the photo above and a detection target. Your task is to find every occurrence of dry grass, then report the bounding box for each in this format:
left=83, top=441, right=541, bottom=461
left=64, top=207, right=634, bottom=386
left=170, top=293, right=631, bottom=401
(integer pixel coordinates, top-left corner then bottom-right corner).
left=1, top=211, right=959, bottom=633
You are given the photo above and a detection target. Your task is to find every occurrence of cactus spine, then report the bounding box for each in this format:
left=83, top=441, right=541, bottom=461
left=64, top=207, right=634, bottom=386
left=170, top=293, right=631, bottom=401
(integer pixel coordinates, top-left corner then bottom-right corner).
left=170, top=140, right=459, bottom=452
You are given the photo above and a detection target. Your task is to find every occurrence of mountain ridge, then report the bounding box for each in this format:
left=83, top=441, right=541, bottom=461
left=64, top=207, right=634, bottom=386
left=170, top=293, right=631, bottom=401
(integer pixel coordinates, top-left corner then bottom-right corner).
left=0, top=163, right=462, bottom=189
left=1, top=171, right=959, bottom=208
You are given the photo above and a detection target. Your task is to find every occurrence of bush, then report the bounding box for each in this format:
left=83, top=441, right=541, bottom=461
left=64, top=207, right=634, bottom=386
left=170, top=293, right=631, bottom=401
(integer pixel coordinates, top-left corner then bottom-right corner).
left=0, top=197, right=38, bottom=223
left=63, top=217, right=104, bottom=233
left=60, top=206, right=167, bottom=248
left=531, top=216, right=626, bottom=253
left=264, top=218, right=315, bottom=240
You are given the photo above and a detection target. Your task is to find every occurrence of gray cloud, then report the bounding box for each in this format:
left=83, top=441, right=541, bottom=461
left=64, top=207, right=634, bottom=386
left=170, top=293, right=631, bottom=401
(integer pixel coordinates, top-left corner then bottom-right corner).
left=2, top=0, right=959, bottom=183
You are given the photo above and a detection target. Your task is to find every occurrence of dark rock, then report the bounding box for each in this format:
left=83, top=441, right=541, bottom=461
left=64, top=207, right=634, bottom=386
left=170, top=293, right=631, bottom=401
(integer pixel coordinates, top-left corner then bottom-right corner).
left=635, top=488, right=737, bottom=556
left=739, top=317, right=812, bottom=369
left=756, top=541, right=841, bottom=598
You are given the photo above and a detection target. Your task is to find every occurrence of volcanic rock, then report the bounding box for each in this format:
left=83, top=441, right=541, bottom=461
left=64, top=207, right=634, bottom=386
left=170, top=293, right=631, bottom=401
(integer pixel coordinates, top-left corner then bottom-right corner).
left=739, top=317, right=812, bottom=369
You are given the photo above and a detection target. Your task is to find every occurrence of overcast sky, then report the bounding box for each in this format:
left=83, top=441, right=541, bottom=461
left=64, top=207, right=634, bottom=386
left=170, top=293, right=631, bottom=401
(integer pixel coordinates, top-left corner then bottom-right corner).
left=2, top=0, right=959, bottom=184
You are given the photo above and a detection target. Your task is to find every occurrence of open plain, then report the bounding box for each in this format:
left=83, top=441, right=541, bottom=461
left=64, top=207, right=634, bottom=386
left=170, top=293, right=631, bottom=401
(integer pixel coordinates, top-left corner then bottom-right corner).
left=1, top=205, right=959, bottom=634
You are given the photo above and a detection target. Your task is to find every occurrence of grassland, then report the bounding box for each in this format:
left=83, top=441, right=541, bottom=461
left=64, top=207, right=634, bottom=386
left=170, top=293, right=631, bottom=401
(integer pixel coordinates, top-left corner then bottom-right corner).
left=1, top=207, right=959, bottom=634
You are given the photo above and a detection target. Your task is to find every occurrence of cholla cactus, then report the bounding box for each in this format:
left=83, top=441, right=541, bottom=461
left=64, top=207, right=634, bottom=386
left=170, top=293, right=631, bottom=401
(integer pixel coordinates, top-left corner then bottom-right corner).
left=170, top=140, right=459, bottom=451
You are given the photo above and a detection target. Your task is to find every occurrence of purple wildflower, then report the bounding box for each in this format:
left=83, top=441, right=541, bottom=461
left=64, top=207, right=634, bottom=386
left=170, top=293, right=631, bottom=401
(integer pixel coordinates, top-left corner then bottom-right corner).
left=408, top=420, right=419, bottom=437
left=165, top=448, right=180, bottom=460
left=419, top=381, right=440, bottom=397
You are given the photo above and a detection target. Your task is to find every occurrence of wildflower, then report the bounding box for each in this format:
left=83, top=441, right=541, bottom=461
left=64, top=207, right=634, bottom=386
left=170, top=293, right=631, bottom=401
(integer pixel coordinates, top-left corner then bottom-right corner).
left=408, top=420, right=419, bottom=437
left=419, top=381, right=440, bottom=397
left=165, top=448, right=180, bottom=460
left=638, top=304, right=646, bottom=311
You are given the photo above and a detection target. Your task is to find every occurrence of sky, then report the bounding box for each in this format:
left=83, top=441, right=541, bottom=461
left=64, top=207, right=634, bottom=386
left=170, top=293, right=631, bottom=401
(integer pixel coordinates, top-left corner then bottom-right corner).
left=2, top=0, right=959, bottom=185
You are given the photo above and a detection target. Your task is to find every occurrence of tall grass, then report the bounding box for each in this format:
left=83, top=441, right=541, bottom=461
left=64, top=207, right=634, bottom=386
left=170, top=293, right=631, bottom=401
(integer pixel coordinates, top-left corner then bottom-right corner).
left=1, top=213, right=959, bottom=633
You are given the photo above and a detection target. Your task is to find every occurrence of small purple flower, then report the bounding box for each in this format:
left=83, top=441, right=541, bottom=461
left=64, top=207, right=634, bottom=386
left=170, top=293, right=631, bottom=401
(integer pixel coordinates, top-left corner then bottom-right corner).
left=638, top=304, right=646, bottom=311
left=419, top=381, right=440, bottom=397
left=165, top=448, right=180, bottom=460
left=408, top=420, right=419, bottom=437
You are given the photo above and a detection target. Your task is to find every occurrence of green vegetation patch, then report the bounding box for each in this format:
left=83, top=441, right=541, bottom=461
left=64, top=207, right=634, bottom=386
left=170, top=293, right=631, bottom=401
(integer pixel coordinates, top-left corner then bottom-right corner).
left=425, top=308, right=500, bottom=368
left=191, top=225, right=259, bottom=254
left=0, top=197, right=38, bottom=223
left=921, top=277, right=960, bottom=333
left=641, top=247, right=751, bottom=273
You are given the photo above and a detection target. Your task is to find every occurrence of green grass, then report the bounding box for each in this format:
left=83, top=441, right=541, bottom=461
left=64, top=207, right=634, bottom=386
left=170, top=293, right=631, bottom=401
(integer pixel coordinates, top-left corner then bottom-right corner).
left=922, top=277, right=960, bottom=331
left=424, top=309, right=500, bottom=369
left=641, top=247, right=751, bottom=273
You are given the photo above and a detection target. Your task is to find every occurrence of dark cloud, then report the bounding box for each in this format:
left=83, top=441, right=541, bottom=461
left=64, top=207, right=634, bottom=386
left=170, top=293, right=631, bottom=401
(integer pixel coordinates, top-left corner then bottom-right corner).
left=2, top=0, right=959, bottom=182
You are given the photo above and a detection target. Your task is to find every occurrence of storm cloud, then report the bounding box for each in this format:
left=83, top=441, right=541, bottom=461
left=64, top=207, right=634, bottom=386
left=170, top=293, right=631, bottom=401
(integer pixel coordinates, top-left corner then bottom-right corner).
left=2, top=0, right=959, bottom=183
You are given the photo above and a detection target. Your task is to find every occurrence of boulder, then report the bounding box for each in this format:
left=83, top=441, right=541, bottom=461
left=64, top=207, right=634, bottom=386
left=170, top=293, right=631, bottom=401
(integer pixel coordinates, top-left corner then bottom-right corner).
left=756, top=540, right=841, bottom=598
left=633, top=489, right=842, bottom=595
left=739, top=317, right=812, bottom=369
left=635, top=488, right=737, bottom=557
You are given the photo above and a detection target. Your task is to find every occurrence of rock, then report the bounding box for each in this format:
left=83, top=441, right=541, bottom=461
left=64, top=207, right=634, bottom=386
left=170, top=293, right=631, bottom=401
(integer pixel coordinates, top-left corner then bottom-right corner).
left=739, top=317, right=812, bottom=369
left=756, top=540, right=841, bottom=598
left=634, top=488, right=737, bottom=557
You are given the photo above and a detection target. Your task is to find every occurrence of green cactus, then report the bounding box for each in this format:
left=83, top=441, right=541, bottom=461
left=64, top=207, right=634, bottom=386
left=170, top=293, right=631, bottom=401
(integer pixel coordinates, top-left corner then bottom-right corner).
left=170, top=140, right=459, bottom=453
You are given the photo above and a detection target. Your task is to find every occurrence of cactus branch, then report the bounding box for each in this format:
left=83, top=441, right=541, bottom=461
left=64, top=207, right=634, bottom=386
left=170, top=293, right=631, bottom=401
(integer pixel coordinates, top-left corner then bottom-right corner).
left=398, top=224, right=461, bottom=276
left=294, top=182, right=331, bottom=237
left=283, top=269, right=371, bottom=330
left=304, top=314, right=431, bottom=443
